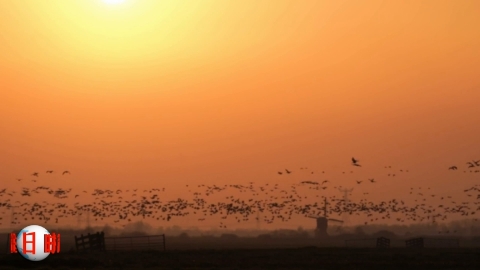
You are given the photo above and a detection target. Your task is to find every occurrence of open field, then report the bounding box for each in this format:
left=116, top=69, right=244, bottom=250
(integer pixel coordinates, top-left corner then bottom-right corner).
left=1, top=247, right=480, bottom=270
left=3, top=230, right=480, bottom=269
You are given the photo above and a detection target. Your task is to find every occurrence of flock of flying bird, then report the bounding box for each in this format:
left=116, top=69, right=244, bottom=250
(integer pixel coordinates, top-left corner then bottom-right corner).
left=1, top=158, right=479, bottom=231
left=449, top=160, right=480, bottom=172
left=279, top=158, right=407, bottom=184
left=17, top=170, right=70, bottom=182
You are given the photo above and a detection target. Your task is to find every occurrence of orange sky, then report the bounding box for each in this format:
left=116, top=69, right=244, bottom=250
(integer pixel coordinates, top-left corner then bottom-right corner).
left=1, top=0, right=480, bottom=230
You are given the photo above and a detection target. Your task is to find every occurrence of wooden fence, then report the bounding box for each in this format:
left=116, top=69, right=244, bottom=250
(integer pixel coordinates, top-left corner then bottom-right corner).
left=345, top=237, right=390, bottom=248
left=406, top=237, right=459, bottom=248
left=104, top=234, right=166, bottom=252
left=75, top=232, right=106, bottom=252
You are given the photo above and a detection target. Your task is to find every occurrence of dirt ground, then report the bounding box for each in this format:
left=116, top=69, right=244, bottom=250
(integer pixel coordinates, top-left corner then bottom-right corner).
left=1, top=247, right=480, bottom=270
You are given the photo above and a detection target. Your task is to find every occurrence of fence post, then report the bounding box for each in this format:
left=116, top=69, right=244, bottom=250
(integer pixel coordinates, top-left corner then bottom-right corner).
left=6, top=234, right=10, bottom=254
left=88, top=233, right=92, bottom=251
left=82, top=234, right=85, bottom=250
left=93, top=232, right=97, bottom=250
left=163, top=234, right=166, bottom=251
left=101, top=232, right=105, bottom=251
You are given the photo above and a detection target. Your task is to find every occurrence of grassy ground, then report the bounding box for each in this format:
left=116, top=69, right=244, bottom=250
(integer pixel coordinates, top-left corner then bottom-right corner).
left=1, top=247, right=480, bottom=270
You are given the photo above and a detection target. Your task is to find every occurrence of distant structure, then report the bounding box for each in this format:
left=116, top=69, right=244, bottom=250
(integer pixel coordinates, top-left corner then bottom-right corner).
left=10, top=206, right=18, bottom=226
left=86, top=210, right=91, bottom=228
left=256, top=211, right=260, bottom=230
left=338, top=187, right=353, bottom=226
left=307, top=198, right=343, bottom=238
left=77, top=210, right=83, bottom=228
left=76, top=210, right=92, bottom=229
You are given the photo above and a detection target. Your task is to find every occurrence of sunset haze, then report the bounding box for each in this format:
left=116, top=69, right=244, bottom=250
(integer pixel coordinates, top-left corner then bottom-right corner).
left=1, top=0, right=480, bottom=229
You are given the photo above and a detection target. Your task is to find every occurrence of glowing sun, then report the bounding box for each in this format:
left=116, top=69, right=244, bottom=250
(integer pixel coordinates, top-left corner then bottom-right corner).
left=103, top=0, right=125, bottom=5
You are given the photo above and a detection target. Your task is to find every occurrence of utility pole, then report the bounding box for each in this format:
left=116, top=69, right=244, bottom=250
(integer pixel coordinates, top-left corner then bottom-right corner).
left=10, top=206, right=18, bottom=227
left=86, top=210, right=91, bottom=229
left=323, top=197, right=328, bottom=217
left=256, top=211, right=260, bottom=230
left=338, top=187, right=353, bottom=225
left=77, top=210, right=82, bottom=228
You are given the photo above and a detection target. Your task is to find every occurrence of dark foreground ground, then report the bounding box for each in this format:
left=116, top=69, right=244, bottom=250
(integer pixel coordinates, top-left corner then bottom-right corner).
left=1, top=247, right=480, bottom=270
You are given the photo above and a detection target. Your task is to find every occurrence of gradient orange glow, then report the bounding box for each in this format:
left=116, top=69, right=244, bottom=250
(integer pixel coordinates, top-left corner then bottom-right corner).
left=1, top=0, right=480, bottom=230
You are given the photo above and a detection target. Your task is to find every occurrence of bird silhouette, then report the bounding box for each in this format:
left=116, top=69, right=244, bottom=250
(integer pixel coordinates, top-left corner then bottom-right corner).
left=352, top=157, right=361, bottom=167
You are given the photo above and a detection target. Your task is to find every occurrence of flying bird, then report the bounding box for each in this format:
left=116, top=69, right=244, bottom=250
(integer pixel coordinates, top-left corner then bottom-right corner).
left=352, top=157, right=361, bottom=167
left=449, top=166, right=457, bottom=170
left=32, top=172, right=39, bottom=177
left=285, top=169, right=291, bottom=174
left=62, top=171, right=70, bottom=175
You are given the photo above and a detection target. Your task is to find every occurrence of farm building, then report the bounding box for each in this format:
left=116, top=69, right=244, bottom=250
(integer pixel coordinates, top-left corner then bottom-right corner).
left=405, top=237, right=459, bottom=248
